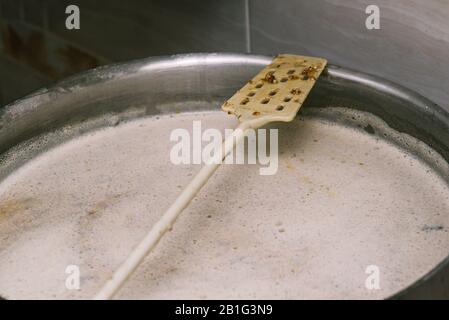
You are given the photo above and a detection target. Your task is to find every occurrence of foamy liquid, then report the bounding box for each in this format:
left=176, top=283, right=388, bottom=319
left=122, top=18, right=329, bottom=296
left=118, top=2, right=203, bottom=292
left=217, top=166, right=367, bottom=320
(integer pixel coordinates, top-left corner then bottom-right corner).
left=0, top=109, right=448, bottom=299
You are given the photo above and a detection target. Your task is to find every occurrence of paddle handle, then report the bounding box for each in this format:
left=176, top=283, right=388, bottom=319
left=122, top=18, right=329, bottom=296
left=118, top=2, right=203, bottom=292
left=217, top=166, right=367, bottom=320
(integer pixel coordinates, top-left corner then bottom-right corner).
left=94, top=123, right=250, bottom=300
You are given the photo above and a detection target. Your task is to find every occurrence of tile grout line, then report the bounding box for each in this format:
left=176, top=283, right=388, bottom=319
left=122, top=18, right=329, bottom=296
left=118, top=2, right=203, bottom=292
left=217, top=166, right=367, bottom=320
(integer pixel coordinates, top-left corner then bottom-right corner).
left=19, top=0, right=25, bottom=20
left=244, top=0, right=251, bottom=54
left=43, top=1, right=49, bottom=31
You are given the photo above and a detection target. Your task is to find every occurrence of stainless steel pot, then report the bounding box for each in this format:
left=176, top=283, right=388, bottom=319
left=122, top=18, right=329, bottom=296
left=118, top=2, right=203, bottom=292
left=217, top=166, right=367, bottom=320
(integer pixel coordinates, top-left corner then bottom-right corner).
left=1, top=53, right=448, bottom=299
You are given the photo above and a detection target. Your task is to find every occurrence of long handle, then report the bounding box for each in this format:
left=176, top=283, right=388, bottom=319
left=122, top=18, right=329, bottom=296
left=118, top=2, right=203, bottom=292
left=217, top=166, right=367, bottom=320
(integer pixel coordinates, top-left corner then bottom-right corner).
left=94, top=123, right=250, bottom=300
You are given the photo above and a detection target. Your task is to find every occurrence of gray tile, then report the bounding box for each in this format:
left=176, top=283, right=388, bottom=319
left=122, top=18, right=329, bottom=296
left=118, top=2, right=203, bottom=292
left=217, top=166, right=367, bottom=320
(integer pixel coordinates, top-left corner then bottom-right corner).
left=0, top=53, right=51, bottom=105
left=45, top=0, right=248, bottom=62
left=249, top=0, right=449, bottom=111
left=0, top=20, right=3, bottom=52
left=23, top=0, right=46, bottom=27
left=0, top=20, right=105, bottom=80
left=0, top=0, right=22, bottom=20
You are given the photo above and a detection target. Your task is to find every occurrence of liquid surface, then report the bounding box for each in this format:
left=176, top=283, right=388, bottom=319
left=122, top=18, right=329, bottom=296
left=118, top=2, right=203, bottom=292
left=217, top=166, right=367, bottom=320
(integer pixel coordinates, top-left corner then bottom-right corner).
left=0, top=109, right=448, bottom=300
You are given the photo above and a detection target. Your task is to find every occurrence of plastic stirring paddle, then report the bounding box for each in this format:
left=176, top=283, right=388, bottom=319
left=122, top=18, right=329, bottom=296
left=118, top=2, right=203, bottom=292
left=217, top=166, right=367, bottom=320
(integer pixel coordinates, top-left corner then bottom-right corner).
left=94, top=54, right=327, bottom=299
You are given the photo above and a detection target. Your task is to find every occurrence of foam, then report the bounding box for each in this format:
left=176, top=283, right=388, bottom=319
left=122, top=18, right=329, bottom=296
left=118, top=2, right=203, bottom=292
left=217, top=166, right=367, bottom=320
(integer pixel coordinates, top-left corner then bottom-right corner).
left=0, top=108, right=448, bottom=299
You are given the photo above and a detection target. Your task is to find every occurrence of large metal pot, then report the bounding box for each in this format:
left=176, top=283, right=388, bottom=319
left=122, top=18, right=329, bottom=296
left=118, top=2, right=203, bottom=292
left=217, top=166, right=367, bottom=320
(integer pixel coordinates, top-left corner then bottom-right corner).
left=0, top=53, right=448, bottom=299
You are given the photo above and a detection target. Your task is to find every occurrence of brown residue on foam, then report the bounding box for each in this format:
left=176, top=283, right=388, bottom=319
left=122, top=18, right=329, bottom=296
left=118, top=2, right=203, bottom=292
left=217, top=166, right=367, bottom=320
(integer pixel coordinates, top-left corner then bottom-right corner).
left=86, top=194, right=125, bottom=215
left=285, top=160, right=296, bottom=171
left=0, top=197, right=34, bottom=217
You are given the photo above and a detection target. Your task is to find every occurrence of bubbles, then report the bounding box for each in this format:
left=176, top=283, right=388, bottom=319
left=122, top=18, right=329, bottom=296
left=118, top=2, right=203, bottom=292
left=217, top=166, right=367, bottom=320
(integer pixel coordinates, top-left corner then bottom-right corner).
left=0, top=108, right=448, bottom=300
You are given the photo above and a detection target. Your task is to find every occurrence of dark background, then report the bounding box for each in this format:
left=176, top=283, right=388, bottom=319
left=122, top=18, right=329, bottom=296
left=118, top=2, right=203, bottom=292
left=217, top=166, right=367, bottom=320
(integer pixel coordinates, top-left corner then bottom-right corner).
left=0, top=0, right=448, bottom=110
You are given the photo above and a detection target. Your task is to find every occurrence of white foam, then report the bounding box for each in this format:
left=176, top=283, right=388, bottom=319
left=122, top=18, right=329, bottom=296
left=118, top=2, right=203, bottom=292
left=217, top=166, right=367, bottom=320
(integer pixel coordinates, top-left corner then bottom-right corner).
left=0, top=109, right=448, bottom=299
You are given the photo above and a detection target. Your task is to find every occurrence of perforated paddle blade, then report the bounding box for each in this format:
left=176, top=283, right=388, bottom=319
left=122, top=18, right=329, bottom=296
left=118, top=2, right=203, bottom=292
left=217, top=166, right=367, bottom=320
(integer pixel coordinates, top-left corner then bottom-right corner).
left=222, top=54, right=327, bottom=126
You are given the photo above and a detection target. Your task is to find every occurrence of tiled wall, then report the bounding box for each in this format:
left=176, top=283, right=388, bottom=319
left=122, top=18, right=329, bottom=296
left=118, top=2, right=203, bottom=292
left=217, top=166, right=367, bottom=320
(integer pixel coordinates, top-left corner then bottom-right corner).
left=250, top=0, right=449, bottom=113
left=1, top=0, right=448, bottom=111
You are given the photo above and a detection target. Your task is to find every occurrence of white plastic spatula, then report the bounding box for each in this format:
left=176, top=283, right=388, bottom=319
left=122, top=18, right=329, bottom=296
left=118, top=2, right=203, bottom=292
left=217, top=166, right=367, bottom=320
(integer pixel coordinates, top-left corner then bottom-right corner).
left=94, top=54, right=327, bottom=299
